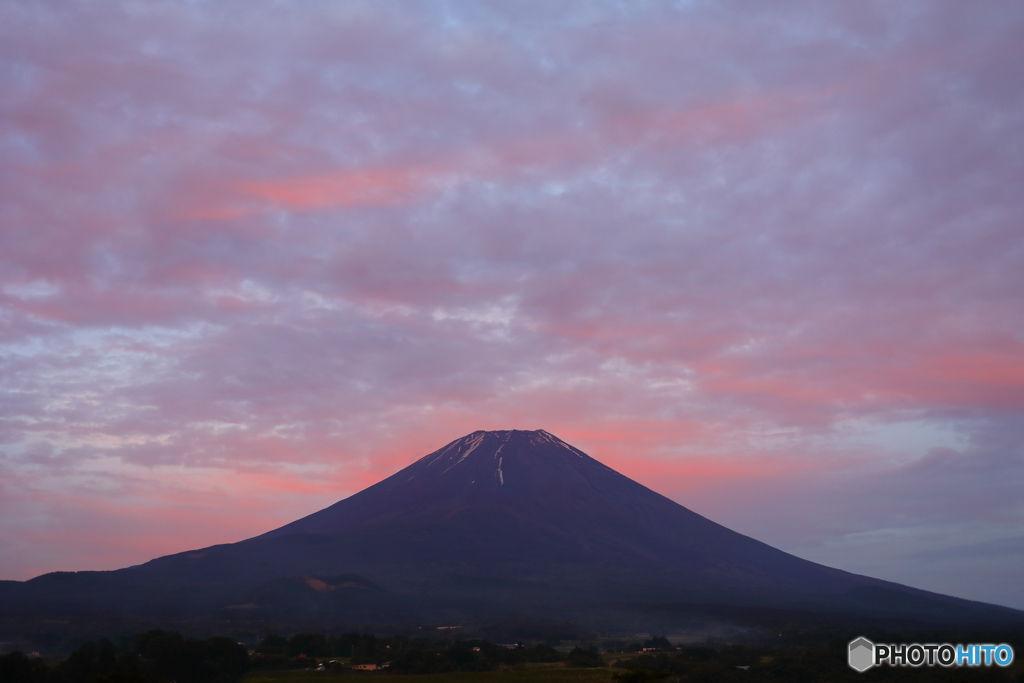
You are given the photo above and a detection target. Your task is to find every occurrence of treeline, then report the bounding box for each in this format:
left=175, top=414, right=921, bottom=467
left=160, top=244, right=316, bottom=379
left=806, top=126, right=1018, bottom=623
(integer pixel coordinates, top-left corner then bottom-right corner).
left=252, top=633, right=604, bottom=673
left=0, top=631, right=247, bottom=683
left=7, top=631, right=1022, bottom=683
left=604, top=637, right=674, bottom=653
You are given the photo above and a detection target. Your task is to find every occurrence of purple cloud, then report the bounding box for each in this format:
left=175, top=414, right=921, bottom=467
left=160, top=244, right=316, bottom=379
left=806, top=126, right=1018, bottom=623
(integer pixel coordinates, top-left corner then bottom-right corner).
left=1, top=1, right=1023, bottom=608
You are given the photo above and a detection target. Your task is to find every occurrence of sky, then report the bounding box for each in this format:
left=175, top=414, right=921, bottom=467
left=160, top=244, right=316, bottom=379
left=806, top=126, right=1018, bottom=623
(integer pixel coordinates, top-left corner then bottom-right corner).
left=1, top=1, right=1023, bottom=610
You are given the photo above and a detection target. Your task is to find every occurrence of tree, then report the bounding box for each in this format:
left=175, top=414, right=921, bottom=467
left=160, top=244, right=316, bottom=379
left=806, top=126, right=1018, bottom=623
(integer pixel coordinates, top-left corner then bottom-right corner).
left=642, top=636, right=672, bottom=651
left=0, top=652, right=46, bottom=683
left=287, top=634, right=330, bottom=658
left=255, top=635, right=287, bottom=656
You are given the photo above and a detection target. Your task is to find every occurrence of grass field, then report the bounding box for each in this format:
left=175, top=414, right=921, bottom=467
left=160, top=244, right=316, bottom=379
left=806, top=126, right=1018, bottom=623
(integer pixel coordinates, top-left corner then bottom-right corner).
left=244, top=664, right=619, bottom=683
left=241, top=649, right=1024, bottom=683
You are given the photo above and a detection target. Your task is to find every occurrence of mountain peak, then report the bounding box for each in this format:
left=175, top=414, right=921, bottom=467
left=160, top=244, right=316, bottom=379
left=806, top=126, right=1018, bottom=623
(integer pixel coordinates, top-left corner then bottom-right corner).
left=258, top=428, right=622, bottom=542
left=415, top=429, right=589, bottom=486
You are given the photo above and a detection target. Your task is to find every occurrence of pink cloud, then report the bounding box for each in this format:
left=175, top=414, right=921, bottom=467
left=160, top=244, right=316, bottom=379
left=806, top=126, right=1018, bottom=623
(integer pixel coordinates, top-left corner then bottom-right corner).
left=1, top=0, right=1023, bottom=609
left=238, top=166, right=429, bottom=210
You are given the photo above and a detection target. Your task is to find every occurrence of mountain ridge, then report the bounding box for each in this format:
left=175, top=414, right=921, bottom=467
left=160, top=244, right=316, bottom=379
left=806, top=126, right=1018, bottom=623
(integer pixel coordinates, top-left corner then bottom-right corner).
left=2, top=429, right=1022, bottom=631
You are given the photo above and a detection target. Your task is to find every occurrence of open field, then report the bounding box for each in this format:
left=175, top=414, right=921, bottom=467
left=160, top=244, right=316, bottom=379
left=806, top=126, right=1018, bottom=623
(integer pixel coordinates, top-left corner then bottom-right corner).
left=240, top=650, right=1024, bottom=683
left=244, top=667, right=617, bottom=683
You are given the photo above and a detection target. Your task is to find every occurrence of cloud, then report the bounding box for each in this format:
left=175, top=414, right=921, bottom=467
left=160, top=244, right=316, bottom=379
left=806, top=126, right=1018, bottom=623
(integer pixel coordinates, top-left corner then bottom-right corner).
left=1, top=0, right=1023, bottom=608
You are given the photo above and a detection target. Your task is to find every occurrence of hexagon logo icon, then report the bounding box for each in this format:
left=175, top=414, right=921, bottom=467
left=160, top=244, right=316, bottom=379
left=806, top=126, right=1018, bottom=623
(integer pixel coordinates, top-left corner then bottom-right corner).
left=848, top=637, right=875, bottom=672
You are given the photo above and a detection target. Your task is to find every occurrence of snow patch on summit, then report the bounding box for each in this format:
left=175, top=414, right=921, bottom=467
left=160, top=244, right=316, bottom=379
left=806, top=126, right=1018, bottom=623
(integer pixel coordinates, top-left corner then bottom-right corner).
left=458, top=432, right=486, bottom=462
left=559, top=441, right=585, bottom=458
left=535, top=429, right=584, bottom=458
left=426, top=440, right=460, bottom=467
left=442, top=432, right=486, bottom=474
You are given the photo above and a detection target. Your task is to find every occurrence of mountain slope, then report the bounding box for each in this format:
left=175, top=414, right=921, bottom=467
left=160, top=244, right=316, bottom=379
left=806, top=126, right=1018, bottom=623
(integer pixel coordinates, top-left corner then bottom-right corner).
left=3, top=429, right=1022, bottom=628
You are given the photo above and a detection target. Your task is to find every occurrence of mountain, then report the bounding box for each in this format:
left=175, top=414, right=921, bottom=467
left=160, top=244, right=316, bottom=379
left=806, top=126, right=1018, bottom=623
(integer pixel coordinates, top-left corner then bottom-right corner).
left=2, top=429, right=1022, bottom=632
